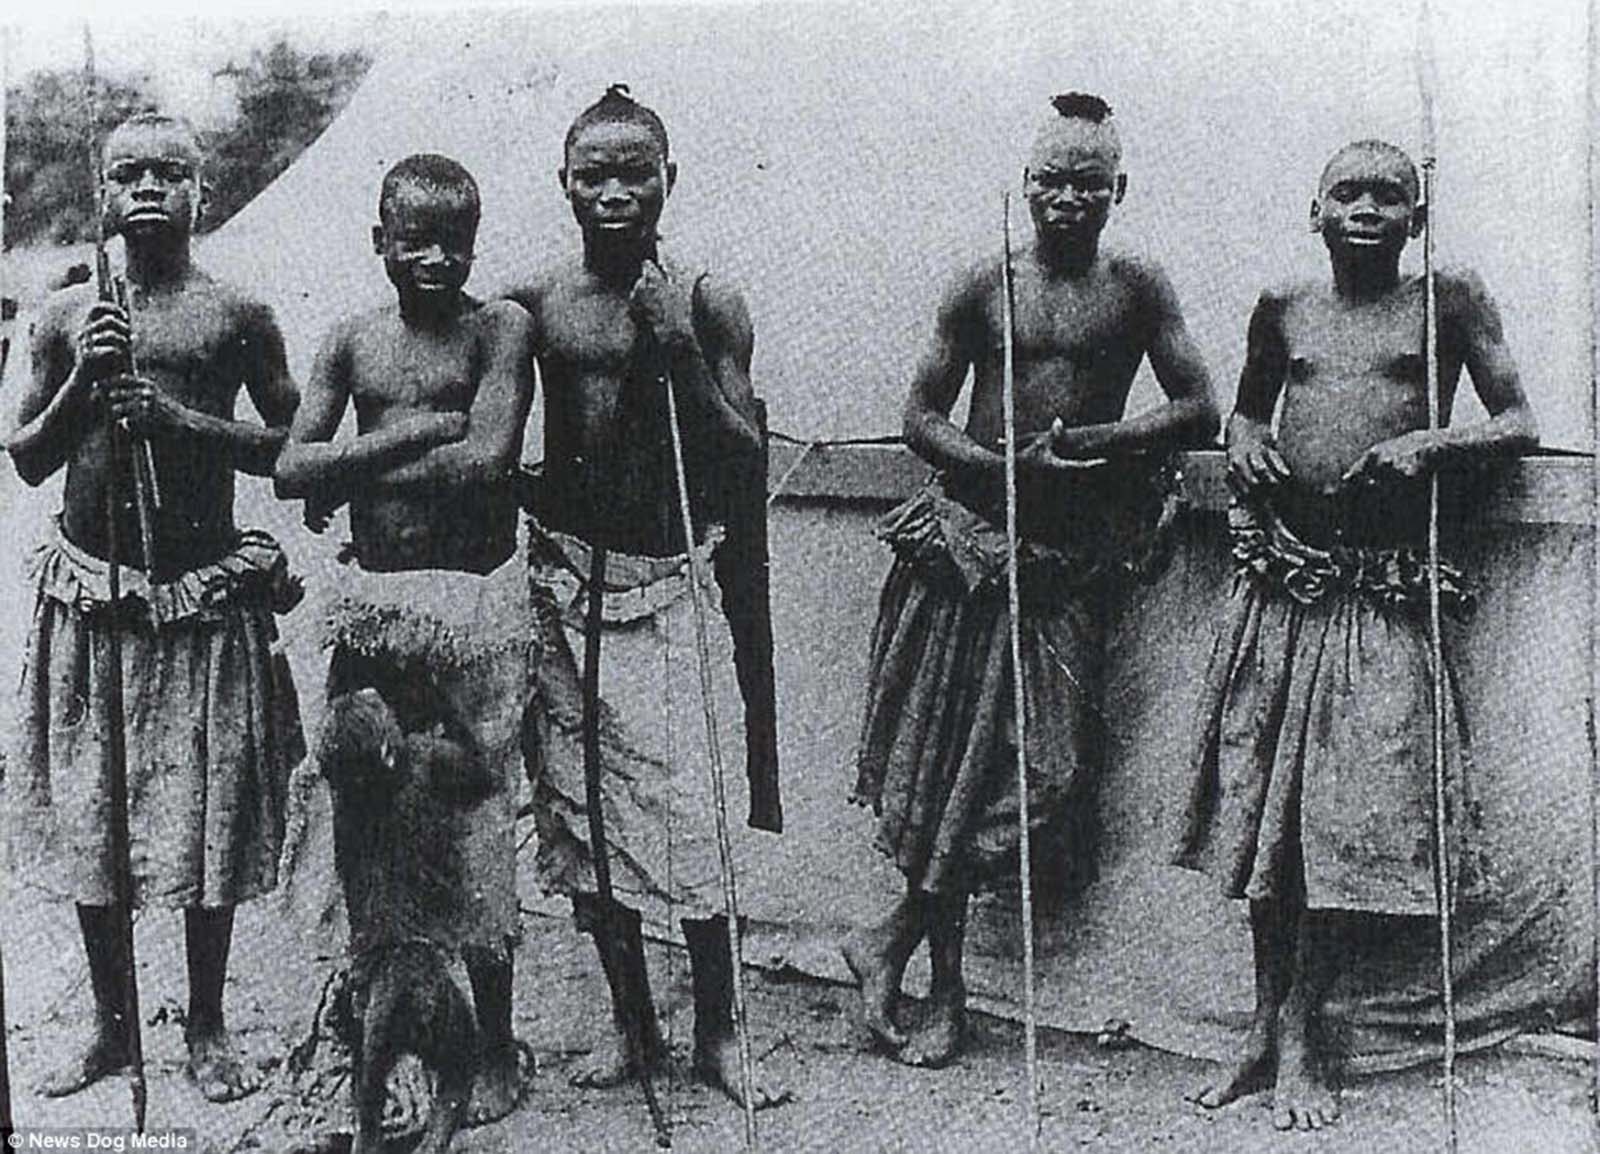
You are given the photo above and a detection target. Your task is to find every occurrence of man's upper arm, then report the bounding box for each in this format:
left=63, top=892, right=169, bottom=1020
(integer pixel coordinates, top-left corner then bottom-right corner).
left=693, top=274, right=758, bottom=424
left=286, top=323, right=353, bottom=445
left=1234, top=289, right=1290, bottom=424
left=463, top=302, right=537, bottom=469
left=12, top=300, right=75, bottom=432
left=1446, top=269, right=1534, bottom=424
left=240, top=300, right=299, bottom=428
left=1138, top=261, right=1214, bottom=404
left=908, top=268, right=983, bottom=421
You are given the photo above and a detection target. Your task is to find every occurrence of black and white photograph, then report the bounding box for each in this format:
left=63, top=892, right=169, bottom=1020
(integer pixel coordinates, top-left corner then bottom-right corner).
left=0, top=0, right=1593, bottom=1150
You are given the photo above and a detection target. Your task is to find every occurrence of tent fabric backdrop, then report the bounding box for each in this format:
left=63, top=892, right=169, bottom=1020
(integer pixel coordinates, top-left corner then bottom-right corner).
left=33, top=0, right=1582, bottom=1070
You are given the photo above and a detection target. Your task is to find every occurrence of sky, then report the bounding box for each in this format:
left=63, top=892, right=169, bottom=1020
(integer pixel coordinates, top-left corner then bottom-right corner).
left=4, top=0, right=1594, bottom=444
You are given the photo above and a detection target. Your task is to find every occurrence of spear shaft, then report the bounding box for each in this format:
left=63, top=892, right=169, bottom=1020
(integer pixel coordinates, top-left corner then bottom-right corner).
left=83, top=24, right=147, bottom=1133
left=1416, top=4, right=1458, bottom=1150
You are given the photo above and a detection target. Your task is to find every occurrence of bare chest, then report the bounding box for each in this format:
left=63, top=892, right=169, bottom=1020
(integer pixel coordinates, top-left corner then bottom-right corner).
left=1282, top=294, right=1427, bottom=392
left=1001, top=271, right=1144, bottom=369
left=347, top=324, right=481, bottom=417
left=116, top=292, right=249, bottom=409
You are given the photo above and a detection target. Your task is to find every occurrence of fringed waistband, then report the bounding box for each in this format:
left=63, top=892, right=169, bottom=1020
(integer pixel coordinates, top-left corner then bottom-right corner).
left=31, top=519, right=301, bottom=627
left=1230, top=500, right=1472, bottom=613
left=322, top=555, right=535, bottom=672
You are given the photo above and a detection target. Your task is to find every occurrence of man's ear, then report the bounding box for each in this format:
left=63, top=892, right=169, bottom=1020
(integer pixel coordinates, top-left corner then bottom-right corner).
left=371, top=224, right=385, bottom=255
left=664, top=160, right=678, bottom=197
left=1409, top=201, right=1428, bottom=239
left=195, top=180, right=212, bottom=226
left=1113, top=173, right=1128, bottom=204
left=1309, top=197, right=1323, bottom=234
left=557, top=166, right=569, bottom=193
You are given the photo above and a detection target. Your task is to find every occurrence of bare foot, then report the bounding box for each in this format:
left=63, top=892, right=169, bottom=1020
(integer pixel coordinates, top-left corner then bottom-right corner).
left=1272, top=1042, right=1340, bottom=1131
left=897, top=998, right=964, bottom=1069
left=186, top=1025, right=262, bottom=1102
left=37, top=1029, right=129, bottom=1097
left=694, top=1034, right=792, bottom=1110
left=465, top=1039, right=525, bottom=1125
left=1191, top=1019, right=1276, bottom=1109
left=570, top=1023, right=645, bottom=1090
left=841, top=934, right=908, bottom=1050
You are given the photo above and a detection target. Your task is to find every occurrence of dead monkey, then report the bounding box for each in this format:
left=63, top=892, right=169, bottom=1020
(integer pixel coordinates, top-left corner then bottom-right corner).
left=320, top=687, right=493, bottom=1154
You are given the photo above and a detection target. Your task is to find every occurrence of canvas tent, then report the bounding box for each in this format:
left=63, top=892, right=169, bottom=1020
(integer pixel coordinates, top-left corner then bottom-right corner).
left=1, top=0, right=1590, bottom=1073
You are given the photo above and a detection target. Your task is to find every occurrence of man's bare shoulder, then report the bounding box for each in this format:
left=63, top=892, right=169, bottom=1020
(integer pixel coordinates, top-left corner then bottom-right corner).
left=1255, top=278, right=1319, bottom=313
left=502, top=257, right=587, bottom=313
left=1434, top=264, right=1498, bottom=320
left=191, top=269, right=287, bottom=335
left=333, top=302, right=402, bottom=346
left=942, top=253, right=1002, bottom=311
left=35, top=282, right=97, bottom=338
left=473, top=296, right=536, bottom=344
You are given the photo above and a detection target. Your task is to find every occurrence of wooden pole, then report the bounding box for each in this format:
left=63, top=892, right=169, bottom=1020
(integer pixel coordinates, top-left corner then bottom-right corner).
left=660, top=326, right=759, bottom=1151
left=1416, top=4, right=1457, bottom=1150
left=83, top=25, right=146, bottom=1133
left=1001, top=192, right=1042, bottom=1147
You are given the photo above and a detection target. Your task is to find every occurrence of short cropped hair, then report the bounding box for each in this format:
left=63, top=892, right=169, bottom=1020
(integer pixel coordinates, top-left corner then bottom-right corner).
left=103, top=111, right=202, bottom=164
left=564, top=83, right=670, bottom=161
left=1050, top=92, right=1114, bottom=124
left=1321, top=139, right=1420, bottom=200
left=378, top=153, right=481, bottom=226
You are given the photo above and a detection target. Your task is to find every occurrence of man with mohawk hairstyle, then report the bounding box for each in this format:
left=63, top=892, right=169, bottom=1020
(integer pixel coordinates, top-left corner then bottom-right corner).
left=848, top=92, right=1218, bottom=1068
left=508, top=84, right=788, bottom=1113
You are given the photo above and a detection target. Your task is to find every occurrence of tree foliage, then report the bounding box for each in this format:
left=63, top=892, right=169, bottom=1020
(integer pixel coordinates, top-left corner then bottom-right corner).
left=3, top=38, right=370, bottom=249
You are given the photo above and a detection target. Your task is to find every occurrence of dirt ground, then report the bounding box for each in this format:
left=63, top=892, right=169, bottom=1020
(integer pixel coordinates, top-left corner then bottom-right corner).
left=1, top=884, right=1593, bottom=1154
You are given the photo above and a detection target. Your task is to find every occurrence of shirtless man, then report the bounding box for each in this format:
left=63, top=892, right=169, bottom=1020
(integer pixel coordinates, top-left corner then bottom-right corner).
left=509, top=85, right=786, bottom=1110
left=275, top=153, right=537, bottom=1125
left=1173, top=139, right=1537, bottom=1130
left=849, top=92, right=1218, bottom=1068
left=5, top=112, right=304, bottom=1102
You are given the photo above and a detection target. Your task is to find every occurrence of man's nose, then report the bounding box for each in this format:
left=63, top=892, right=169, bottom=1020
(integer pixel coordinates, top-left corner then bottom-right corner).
left=133, top=170, right=163, bottom=195
left=599, top=177, right=630, bottom=202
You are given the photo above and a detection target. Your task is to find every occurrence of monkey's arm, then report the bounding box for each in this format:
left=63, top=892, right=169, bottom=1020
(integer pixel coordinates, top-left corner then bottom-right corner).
left=406, top=733, right=496, bottom=805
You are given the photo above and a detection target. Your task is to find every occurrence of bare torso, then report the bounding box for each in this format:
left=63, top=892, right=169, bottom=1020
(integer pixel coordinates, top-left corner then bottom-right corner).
left=47, top=275, right=267, bottom=571
left=511, top=257, right=715, bottom=557
left=342, top=299, right=523, bottom=573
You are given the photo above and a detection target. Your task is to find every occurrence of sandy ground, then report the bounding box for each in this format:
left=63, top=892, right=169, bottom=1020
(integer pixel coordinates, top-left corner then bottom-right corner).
left=1, top=882, right=1592, bottom=1154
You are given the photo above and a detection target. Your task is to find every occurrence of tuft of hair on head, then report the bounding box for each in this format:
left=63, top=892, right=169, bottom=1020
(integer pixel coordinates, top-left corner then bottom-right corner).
left=1050, top=92, right=1114, bottom=124
left=564, top=82, right=670, bottom=161
left=1321, top=138, right=1419, bottom=199
left=378, top=153, right=482, bottom=226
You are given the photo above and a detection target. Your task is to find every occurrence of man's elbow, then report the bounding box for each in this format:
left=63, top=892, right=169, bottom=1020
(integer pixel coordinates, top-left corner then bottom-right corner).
left=273, top=453, right=308, bottom=499
left=1189, top=396, right=1222, bottom=445
left=8, top=446, right=54, bottom=489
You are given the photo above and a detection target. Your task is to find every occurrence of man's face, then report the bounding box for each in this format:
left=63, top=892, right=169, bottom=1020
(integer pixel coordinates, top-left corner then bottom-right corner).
left=372, top=183, right=477, bottom=300
left=1312, top=147, right=1421, bottom=256
left=102, top=122, right=204, bottom=242
left=560, top=119, right=675, bottom=247
left=1023, top=119, right=1124, bottom=246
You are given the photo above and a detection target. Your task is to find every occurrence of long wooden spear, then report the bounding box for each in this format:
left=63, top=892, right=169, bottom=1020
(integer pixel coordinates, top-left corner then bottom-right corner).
left=1001, top=191, right=1042, bottom=1147
left=83, top=24, right=146, bottom=1133
left=656, top=270, right=760, bottom=1151
left=0, top=29, right=12, bottom=1147
left=1415, top=3, right=1458, bottom=1150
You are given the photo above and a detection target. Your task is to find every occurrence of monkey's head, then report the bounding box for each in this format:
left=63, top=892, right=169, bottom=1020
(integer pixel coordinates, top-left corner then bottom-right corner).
left=318, top=688, right=404, bottom=796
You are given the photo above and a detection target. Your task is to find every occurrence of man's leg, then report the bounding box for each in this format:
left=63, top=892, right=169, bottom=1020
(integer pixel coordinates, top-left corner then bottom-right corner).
left=569, top=893, right=664, bottom=1089
left=1272, top=908, right=1342, bottom=1131
left=37, top=905, right=131, bottom=1096
left=898, top=890, right=967, bottom=1069
left=682, top=914, right=790, bottom=1109
left=1194, top=897, right=1295, bottom=1108
left=842, top=887, right=927, bottom=1049
left=184, top=905, right=260, bottom=1102
left=464, top=939, right=522, bottom=1124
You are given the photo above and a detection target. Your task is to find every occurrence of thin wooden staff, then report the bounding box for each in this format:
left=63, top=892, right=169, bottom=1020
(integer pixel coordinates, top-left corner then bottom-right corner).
left=1416, top=3, right=1458, bottom=1150
left=1001, top=191, right=1042, bottom=1146
left=658, top=303, right=759, bottom=1151
left=83, top=24, right=146, bottom=1133
left=581, top=539, right=672, bottom=1148
left=1590, top=0, right=1600, bottom=1134
left=0, top=34, right=12, bottom=1147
